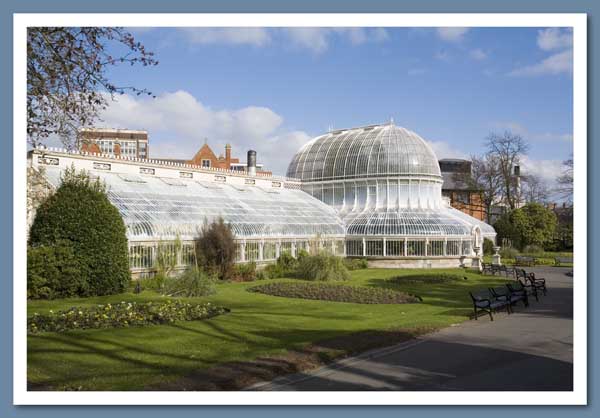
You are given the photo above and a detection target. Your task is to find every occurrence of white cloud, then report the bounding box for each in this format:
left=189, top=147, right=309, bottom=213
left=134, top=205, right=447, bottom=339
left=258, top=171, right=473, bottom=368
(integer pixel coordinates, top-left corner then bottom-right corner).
left=436, top=27, right=469, bottom=43
left=262, top=131, right=313, bottom=175
left=97, top=90, right=309, bottom=175
left=509, top=28, right=573, bottom=77
left=174, top=27, right=389, bottom=53
left=469, top=48, right=487, bottom=60
left=284, top=28, right=330, bottom=53
left=179, top=28, right=271, bottom=46
left=283, top=27, right=388, bottom=53
left=537, top=28, right=572, bottom=51
left=520, top=156, right=564, bottom=184
left=493, top=121, right=573, bottom=143
left=427, top=140, right=469, bottom=160
left=509, top=49, right=573, bottom=76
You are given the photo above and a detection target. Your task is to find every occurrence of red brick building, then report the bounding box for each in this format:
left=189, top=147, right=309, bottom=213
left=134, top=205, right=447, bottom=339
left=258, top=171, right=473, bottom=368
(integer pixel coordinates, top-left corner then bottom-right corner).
left=439, top=159, right=486, bottom=221
left=186, top=142, right=269, bottom=174
left=79, top=128, right=149, bottom=159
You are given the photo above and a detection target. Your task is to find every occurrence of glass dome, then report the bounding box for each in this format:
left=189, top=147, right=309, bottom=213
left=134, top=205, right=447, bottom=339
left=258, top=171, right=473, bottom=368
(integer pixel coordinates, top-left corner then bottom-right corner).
left=286, top=122, right=497, bottom=258
left=287, top=123, right=442, bottom=182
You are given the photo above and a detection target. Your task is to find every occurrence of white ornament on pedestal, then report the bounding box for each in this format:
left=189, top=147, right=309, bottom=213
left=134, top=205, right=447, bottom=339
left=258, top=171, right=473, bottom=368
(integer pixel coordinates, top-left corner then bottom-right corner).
left=471, top=246, right=483, bottom=271
left=492, top=246, right=502, bottom=266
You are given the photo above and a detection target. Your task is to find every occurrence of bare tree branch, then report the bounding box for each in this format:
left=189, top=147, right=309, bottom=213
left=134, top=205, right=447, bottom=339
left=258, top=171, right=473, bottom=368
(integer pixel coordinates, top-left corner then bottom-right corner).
left=484, top=131, right=529, bottom=210
left=27, top=27, right=158, bottom=149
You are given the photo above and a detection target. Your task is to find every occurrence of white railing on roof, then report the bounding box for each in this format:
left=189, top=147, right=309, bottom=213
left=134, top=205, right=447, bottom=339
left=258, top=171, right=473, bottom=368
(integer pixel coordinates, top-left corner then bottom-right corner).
left=32, top=146, right=302, bottom=183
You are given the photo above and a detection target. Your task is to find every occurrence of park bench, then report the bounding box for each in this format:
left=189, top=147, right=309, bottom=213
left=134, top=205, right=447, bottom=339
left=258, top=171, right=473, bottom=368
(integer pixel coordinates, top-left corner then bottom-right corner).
left=482, top=263, right=517, bottom=278
left=516, top=268, right=528, bottom=280
left=515, top=255, right=536, bottom=266
left=515, top=270, right=539, bottom=301
left=469, top=289, right=511, bottom=321
left=527, top=272, right=547, bottom=296
left=504, top=281, right=530, bottom=308
left=554, top=256, right=573, bottom=266
left=498, top=264, right=517, bottom=278
left=481, top=263, right=494, bottom=275
left=492, top=264, right=516, bottom=277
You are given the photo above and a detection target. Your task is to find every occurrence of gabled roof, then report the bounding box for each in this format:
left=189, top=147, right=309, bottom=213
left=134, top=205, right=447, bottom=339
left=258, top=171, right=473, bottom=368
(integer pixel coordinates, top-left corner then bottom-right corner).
left=191, top=143, right=218, bottom=162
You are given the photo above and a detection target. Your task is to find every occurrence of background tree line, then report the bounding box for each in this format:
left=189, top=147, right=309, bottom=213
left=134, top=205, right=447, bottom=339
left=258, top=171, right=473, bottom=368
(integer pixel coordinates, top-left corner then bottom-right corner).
left=455, top=131, right=573, bottom=251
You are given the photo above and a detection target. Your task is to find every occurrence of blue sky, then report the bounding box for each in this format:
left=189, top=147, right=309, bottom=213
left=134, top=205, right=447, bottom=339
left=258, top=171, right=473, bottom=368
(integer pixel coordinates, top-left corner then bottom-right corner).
left=99, top=27, right=573, bottom=181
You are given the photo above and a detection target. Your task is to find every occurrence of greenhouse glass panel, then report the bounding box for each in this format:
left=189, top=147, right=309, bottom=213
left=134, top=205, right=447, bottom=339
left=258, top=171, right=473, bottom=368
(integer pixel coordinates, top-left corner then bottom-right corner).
left=280, top=241, right=293, bottom=256
left=334, top=240, right=345, bottom=256
left=366, top=239, right=383, bottom=256
left=407, top=240, right=425, bottom=256
left=447, top=240, right=461, bottom=256
left=462, top=240, right=473, bottom=256
left=181, top=243, right=196, bottom=266
left=346, top=240, right=363, bottom=256
left=245, top=242, right=260, bottom=262
left=235, top=244, right=244, bottom=262
left=427, top=239, right=445, bottom=256
left=263, top=242, right=277, bottom=260
left=385, top=239, right=404, bottom=257
left=41, top=166, right=345, bottom=243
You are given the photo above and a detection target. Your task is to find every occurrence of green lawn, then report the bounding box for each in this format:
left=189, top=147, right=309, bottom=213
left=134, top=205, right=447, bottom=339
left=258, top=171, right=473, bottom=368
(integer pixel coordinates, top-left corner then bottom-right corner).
left=27, top=268, right=512, bottom=390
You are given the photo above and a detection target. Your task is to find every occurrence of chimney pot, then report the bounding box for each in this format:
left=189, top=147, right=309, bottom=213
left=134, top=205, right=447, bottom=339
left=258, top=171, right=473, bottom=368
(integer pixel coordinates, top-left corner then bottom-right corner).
left=247, top=150, right=257, bottom=176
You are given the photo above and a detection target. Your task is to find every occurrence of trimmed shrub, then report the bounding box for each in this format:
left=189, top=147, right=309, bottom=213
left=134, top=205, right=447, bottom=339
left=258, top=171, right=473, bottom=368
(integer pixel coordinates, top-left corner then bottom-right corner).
left=163, top=267, right=217, bottom=297
left=277, top=251, right=298, bottom=271
left=296, top=248, right=309, bottom=260
left=248, top=282, right=421, bottom=304
left=232, top=262, right=257, bottom=282
left=257, top=263, right=287, bottom=280
left=28, top=300, right=229, bottom=334
left=256, top=252, right=299, bottom=280
left=343, top=258, right=369, bottom=271
left=27, top=241, right=86, bottom=299
left=482, top=239, right=495, bottom=256
left=295, top=254, right=350, bottom=282
left=28, top=167, right=130, bottom=296
left=388, top=273, right=463, bottom=285
left=139, top=267, right=217, bottom=297
left=195, top=218, right=236, bottom=280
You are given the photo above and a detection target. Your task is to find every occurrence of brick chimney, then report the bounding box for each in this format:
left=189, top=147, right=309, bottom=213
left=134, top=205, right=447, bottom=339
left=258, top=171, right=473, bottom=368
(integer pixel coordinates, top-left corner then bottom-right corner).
left=225, top=143, right=232, bottom=165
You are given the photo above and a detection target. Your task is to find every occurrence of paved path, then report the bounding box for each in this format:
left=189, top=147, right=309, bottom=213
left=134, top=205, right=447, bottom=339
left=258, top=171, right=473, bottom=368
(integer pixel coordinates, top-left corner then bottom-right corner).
left=252, top=267, right=573, bottom=391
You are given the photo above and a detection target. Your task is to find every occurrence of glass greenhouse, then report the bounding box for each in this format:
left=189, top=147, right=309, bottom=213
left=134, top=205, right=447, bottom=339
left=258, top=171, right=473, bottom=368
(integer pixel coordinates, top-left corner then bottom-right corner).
left=36, top=160, right=345, bottom=276
left=30, top=121, right=495, bottom=274
left=287, top=122, right=496, bottom=261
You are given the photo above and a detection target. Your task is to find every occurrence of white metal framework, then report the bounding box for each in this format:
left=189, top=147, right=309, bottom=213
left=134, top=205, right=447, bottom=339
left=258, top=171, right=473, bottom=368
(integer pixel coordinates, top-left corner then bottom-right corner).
left=30, top=120, right=496, bottom=274
left=34, top=151, right=345, bottom=275
left=287, top=122, right=496, bottom=259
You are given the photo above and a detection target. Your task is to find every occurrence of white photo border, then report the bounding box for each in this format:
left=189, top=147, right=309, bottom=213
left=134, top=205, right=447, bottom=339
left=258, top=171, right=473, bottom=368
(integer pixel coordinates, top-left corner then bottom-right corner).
left=13, top=13, right=587, bottom=406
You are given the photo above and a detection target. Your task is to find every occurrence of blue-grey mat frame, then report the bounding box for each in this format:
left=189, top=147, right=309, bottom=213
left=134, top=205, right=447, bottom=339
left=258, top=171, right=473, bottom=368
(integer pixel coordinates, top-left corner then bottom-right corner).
left=0, top=0, right=595, bottom=417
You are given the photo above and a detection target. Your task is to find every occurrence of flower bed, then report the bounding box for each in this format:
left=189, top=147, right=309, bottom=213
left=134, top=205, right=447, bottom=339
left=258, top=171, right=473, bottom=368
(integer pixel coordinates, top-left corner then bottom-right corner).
left=28, top=300, right=229, bottom=334
left=248, top=282, right=421, bottom=304
left=388, top=273, right=464, bottom=285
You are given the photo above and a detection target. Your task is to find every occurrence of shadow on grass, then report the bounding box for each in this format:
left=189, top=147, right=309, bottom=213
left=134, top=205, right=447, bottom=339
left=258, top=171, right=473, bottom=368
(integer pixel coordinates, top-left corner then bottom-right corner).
left=28, top=325, right=428, bottom=391
left=144, top=328, right=429, bottom=391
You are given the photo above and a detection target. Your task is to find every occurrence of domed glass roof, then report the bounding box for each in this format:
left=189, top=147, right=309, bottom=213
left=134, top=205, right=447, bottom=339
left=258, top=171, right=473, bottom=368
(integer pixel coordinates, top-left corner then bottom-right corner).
left=287, top=123, right=441, bottom=182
